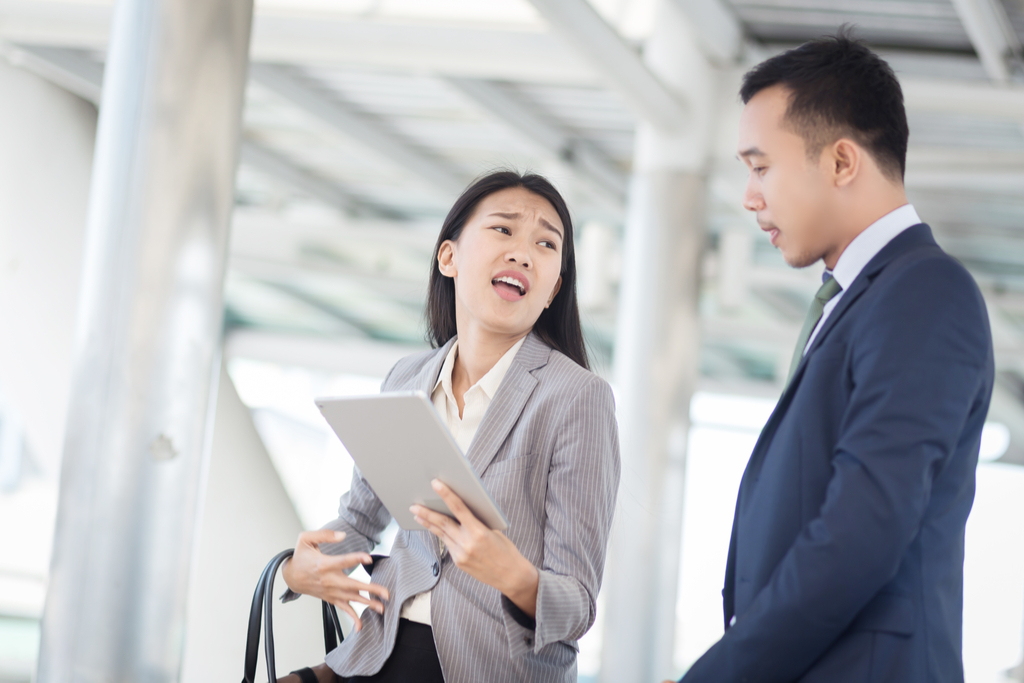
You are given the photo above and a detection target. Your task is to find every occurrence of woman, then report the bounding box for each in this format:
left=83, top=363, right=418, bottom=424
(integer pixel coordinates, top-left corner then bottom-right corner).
left=281, top=171, right=620, bottom=683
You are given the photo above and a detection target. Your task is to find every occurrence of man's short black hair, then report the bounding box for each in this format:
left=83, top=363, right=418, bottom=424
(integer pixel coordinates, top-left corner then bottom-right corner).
left=740, top=27, right=909, bottom=182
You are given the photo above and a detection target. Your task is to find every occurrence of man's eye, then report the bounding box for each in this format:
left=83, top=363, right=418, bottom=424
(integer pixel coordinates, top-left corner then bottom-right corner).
left=753, top=167, right=767, bottom=175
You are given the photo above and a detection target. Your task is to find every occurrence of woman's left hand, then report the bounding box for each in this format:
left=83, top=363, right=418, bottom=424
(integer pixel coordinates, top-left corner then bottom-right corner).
left=411, top=479, right=540, bottom=617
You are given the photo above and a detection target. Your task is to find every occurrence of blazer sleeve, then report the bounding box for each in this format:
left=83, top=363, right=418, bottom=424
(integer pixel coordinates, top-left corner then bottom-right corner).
left=500, top=374, right=621, bottom=656
left=682, top=257, right=993, bottom=682
left=282, top=365, right=399, bottom=602
left=316, top=362, right=402, bottom=558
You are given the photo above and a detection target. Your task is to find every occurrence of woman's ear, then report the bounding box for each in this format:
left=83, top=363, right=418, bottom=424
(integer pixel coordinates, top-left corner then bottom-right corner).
left=545, top=276, right=563, bottom=308
left=437, top=240, right=457, bottom=278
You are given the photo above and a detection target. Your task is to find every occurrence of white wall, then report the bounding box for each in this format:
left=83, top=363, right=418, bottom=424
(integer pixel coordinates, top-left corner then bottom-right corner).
left=181, top=368, right=325, bottom=683
left=0, top=59, right=96, bottom=479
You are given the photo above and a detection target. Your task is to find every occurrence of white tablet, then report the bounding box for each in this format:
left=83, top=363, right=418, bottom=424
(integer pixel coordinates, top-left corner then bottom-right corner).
left=315, top=391, right=509, bottom=532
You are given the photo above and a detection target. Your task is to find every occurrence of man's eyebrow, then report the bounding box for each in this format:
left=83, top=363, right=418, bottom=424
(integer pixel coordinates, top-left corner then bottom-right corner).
left=488, top=212, right=564, bottom=239
left=737, top=146, right=765, bottom=159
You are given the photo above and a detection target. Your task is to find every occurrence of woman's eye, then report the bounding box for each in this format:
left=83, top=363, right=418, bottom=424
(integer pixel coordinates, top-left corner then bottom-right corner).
left=493, top=226, right=511, bottom=235
left=539, top=241, right=558, bottom=250
left=753, top=166, right=766, bottom=176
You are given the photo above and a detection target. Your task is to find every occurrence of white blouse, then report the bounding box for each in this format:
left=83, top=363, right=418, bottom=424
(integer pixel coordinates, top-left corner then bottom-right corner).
left=398, top=336, right=526, bottom=625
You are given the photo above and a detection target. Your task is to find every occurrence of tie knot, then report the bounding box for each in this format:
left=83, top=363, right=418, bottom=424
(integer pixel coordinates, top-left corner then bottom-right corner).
left=815, top=276, right=842, bottom=304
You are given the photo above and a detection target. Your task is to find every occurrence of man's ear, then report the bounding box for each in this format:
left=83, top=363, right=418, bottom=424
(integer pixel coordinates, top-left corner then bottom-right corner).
left=830, top=138, right=861, bottom=188
left=545, top=276, right=563, bottom=308
left=437, top=240, right=457, bottom=278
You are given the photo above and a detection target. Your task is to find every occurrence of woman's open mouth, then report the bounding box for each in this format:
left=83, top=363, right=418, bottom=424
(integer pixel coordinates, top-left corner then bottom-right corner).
left=492, top=274, right=527, bottom=301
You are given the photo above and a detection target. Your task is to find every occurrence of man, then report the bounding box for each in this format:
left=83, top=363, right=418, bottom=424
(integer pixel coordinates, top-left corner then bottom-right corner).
left=673, top=32, right=994, bottom=682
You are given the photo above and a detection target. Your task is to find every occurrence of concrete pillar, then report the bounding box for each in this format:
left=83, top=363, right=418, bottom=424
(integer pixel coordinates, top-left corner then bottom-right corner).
left=0, top=60, right=97, bottom=483
left=36, top=0, right=253, bottom=680
left=180, top=368, right=324, bottom=682
left=599, top=2, right=719, bottom=681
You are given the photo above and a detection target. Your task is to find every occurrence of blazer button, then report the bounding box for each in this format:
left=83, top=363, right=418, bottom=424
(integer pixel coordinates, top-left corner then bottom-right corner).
left=523, top=635, right=533, bottom=647
left=432, top=562, right=439, bottom=577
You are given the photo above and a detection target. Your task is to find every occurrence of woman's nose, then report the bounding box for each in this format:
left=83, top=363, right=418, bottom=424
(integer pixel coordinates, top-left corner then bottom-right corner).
left=506, top=253, right=530, bottom=269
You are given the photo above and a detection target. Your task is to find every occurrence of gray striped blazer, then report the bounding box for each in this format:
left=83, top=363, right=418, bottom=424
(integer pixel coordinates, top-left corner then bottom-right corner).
left=317, top=332, right=620, bottom=682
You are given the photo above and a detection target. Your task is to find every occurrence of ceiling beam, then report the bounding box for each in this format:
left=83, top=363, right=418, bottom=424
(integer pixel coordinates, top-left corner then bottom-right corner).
left=249, top=63, right=465, bottom=198
left=3, top=43, right=398, bottom=218
left=0, top=4, right=599, bottom=85
left=949, top=0, right=1022, bottom=83
left=891, top=77, right=1024, bottom=121
left=1, top=42, right=102, bottom=103
left=670, top=0, right=745, bottom=66
left=523, top=0, right=687, bottom=132
left=444, top=76, right=626, bottom=203
left=238, top=141, right=399, bottom=218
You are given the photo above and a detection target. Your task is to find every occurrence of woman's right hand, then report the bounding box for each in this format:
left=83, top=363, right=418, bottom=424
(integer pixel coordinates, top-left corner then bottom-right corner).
left=281, top=530, right=391, bottom=631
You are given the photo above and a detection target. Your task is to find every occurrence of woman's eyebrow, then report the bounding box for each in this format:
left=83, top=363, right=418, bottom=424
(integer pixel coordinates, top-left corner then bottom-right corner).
left=540, top=218, right=564, bottom=240
left=488, top=212, right=564, bottom=239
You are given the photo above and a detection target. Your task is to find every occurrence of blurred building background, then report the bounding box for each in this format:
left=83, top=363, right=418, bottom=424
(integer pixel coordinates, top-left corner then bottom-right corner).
left=0, top=0, right=1022, bottom=681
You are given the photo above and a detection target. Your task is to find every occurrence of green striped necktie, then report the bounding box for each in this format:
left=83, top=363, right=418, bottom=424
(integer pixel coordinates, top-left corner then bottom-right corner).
left=786, top=275, right=843, bottom=385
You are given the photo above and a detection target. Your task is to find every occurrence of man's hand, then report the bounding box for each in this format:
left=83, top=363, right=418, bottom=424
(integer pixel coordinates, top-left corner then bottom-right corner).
left=411, top=479, right=540, bottom=617
left=281, top=529, right=390, bottom=631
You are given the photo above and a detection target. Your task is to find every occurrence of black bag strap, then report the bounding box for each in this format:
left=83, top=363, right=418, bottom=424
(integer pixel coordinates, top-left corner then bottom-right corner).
left=242, top=549, right=345, bottom=683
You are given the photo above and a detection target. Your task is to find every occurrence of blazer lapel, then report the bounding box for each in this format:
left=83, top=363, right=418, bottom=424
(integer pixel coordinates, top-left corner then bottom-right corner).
left=785, top=223, right=937, bottom=395
left=414, top=337, right=456, bottom=395
left=464, top=332, right=550, bottom=476
left=738, top=224, right=938, bottom=503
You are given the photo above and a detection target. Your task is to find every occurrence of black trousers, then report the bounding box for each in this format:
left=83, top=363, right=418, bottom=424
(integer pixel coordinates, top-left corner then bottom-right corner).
left=340, top=619, right=444, bottom=683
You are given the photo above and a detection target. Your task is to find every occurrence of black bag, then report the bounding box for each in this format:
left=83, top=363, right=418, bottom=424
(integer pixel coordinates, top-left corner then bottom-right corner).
left=242, top=549, right=345, bottom=683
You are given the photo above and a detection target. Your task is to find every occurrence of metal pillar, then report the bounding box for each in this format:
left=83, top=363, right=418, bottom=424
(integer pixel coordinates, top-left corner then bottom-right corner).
left=599, top=2, right=718, bottom=681
left=37, top=0, right=253, bottom=681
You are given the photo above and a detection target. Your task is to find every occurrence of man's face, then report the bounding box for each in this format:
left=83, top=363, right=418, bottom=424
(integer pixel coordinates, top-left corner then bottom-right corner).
left=737, top=85, right=835, bottom=268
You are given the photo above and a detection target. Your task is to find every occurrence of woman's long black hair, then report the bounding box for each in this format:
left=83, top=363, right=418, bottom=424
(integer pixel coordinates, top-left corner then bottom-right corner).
left=426, top=170, right=589, bottom=370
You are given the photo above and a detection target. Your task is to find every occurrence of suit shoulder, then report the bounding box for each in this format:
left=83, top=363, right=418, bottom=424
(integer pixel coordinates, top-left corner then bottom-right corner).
left=887, top=244, right=978, bottom=292
left=865, top=245, right=992, bottom=353
left=540, top=350, right=614, bottom=403
left=381, top=346, right=441, bottom=391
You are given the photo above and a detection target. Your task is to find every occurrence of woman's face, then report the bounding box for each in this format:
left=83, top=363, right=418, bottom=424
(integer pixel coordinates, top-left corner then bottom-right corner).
left=438, top=187, right=564, bottom=339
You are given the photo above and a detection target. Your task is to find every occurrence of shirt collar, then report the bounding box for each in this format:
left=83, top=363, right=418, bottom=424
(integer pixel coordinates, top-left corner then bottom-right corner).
left=829, top=204, right=921, bottom=291
left=432, top=336, right=527, bottom=401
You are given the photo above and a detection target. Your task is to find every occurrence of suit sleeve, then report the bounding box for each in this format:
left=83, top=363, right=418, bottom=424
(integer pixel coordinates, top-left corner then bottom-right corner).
left=317, top=362, right=401, bottom=558
left=682, top=257, right=993, bottom=682
left=282, top=365, right=398, bottom=602
left=500, top=375, right=621, bottom=656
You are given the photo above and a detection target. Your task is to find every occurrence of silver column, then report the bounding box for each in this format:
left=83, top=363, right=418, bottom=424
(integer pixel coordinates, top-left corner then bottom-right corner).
left=601, top=171, right=706, bottom=683
left=599, top=1, right=719, bottom=680
left=37, top=0, right=253, bottom=680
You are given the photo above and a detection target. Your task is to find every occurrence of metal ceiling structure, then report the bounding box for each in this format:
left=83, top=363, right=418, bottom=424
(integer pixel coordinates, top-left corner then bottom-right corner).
left=2, top=0, right=1024, bottom=462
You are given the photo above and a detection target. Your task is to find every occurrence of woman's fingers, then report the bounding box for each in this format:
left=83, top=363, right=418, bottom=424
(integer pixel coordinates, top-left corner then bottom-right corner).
left=430, top=480, right=483, bottom=529
left=298, top=529, right=345, bottom=548
left=410, top=505, right=460, bottom=547
left=321, top=569, right=390, bottom=603
left=335, top=599, right=363, bottom=632
left=324, top=585, right=386, bottom=613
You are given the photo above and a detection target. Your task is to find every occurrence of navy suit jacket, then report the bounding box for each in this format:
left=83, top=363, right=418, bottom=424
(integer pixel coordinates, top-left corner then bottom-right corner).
left=681, top=224, right=994, bottom=683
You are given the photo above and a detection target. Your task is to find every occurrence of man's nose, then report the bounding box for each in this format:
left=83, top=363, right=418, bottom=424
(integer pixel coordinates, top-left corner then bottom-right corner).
left=742, top=179, right=764, bottom=212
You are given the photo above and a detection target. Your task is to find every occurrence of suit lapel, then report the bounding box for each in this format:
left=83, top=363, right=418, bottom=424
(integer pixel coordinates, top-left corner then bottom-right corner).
left=464, top=332, right=550, bottom=476
left=738, top=224, right=938, bottom=499
left=784, top=223, right=937, bottom=397
left=415, top=337, right=456, bottom=395
left=725, top=224, right=938, bottom=606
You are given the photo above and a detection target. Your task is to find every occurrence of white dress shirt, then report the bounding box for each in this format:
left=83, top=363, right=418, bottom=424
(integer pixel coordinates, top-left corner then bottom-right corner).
left=803, top=204, right=921, bottom=354
left=399, top=335, right=527, bottom=625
